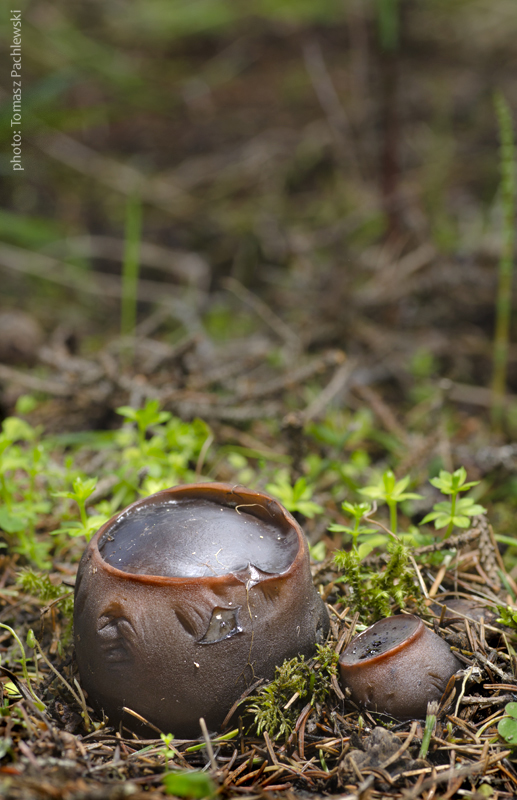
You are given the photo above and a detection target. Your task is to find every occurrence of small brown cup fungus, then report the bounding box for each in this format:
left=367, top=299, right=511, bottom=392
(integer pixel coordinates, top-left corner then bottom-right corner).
left=74, top=482, right=329, bottom=737
left=339, top=614, right=461, bottom=719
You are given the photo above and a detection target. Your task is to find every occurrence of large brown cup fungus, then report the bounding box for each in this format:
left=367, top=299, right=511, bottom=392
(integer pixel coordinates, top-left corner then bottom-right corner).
left=74, top=483, right=329, bottom=738
left=339, top=614, right=461, bottom=719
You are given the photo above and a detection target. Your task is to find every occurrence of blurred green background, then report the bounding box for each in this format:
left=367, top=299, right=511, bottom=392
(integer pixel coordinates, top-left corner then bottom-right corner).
left=0, top=0, right=516, bottom=390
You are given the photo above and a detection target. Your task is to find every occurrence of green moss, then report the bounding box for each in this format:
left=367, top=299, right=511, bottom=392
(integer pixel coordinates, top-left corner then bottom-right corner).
left=334, top=540, right=423, bottom=624
left=247, top=644, right=337, bottom=739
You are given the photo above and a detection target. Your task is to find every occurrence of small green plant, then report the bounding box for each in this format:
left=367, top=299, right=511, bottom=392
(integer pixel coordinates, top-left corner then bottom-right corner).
left=152, top=732, right=182, bottom=766
left=498, top=702, right=517, bottom=746
left=328, top=501, right=386, bottom=559
left=0, top=416, right=54, bottom=567
left=0, top=623, right=45, bottom=711
left=113, top=403, right=212, bottom=500
left=329, top=501, right=374, bottom=547
left=307, top=408, right=373, bottom=454
left=359, top=470, right=422, bottom=534
left=247, top=644, right=337, bottom=739
left=117, top=399, right=172, bottom=449
left=421, top=467, right=486, bottom=539
left=265, top=471, right=323, bottom=518
left=52, top=477, right=109, bottom=541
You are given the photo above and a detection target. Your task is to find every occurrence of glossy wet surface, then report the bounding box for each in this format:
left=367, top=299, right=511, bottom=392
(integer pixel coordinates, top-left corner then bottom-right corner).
left=99, top=498, right=299, bottom=577
left=340, top=615, right=420, bottom=663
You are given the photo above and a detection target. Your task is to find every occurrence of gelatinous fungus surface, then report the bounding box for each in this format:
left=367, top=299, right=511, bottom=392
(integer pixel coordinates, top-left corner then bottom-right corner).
left=340, top=614, right=420, bottom=663
left=74, top=483, right=329, bottom=738
left=100, top=499, right=299, bottom=577
left=339, top=614, right=461, bottom=719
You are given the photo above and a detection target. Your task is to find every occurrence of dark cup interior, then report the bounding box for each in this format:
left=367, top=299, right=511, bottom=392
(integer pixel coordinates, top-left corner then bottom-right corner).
left=340, top=614, right=420, bottom=665
left=99, top=497, right=300, bottom=578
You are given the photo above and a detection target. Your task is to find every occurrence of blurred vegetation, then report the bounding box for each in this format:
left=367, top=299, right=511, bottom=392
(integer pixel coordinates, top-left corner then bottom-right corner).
left=0, top=0, right=515, bottom=551
left=0, top=0, right=515, bottom=328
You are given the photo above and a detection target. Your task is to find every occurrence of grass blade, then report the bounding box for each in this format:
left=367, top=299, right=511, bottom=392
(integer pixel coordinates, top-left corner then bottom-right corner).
left=491, top=92, right=516, bottom=430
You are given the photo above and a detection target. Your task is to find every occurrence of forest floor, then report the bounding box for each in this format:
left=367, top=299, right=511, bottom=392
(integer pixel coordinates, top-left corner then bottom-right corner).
left=2, top=2, right=517, bottom=798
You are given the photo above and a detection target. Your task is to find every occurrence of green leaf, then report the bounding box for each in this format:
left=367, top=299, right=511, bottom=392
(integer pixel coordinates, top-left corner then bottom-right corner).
left=495, top=534, right=517, bottom=547
left=51, top=514, right=108, bottom=540
left=266, top=472, right=323, bottom=517
left=395, top=491, right=423, bottom=501
left=0, top=508, right=27, bottom=533
left=73, top=476, right=98, bottom=499
left=383, top=470, right=396, bottom=493
left=292, top=477, right=308, bottom=502
left=359, top=484, right=386, bottom=500
left=355, top=535, right=391, bottom=560
left=357, top=532, right=390, bottom=549
left=420, top=509, right=441, bottom=524
left=309, top=541, right=326, bottom=561
left=328, top=523, right=351, bottom=533
left=422, top=511, right=453, bottom=529
left=504, top=702, right=517, bottom=719
left=53, top=478, right=97, bottom=503
left=295, top=499, right=324, bottom=518
left=2, top=417, right=37, bottom=443
left=116, top=405, right=139, bottom=422
left=328, top=523, right=376, bottom=535
left=357, top=541, right=375, bottom=560
left=451, top=514, right=472, bottom=528
left=117, top=399, right=171, bottom=433
left=498, top=717, right=517, bottom=745
left=162, top=771, right=216, bottom=799
left=456, top=497, right=486, bottom=516
left=359, top=470, right=422, bottom=504
left=429, top=467, right=479, bottom=495
left=341, top=501, right=371, bottom=519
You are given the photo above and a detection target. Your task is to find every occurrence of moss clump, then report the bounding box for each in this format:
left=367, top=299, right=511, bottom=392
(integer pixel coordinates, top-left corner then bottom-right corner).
left=247, top=644, right=337, bottom=739
left=334, top=540, right=422, bottom=623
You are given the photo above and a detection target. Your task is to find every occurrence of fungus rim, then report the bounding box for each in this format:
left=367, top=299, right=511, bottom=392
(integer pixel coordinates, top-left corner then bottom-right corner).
left=86, top=482, right=307, bottom=589
left=339, top=614, right=425, bottom=670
